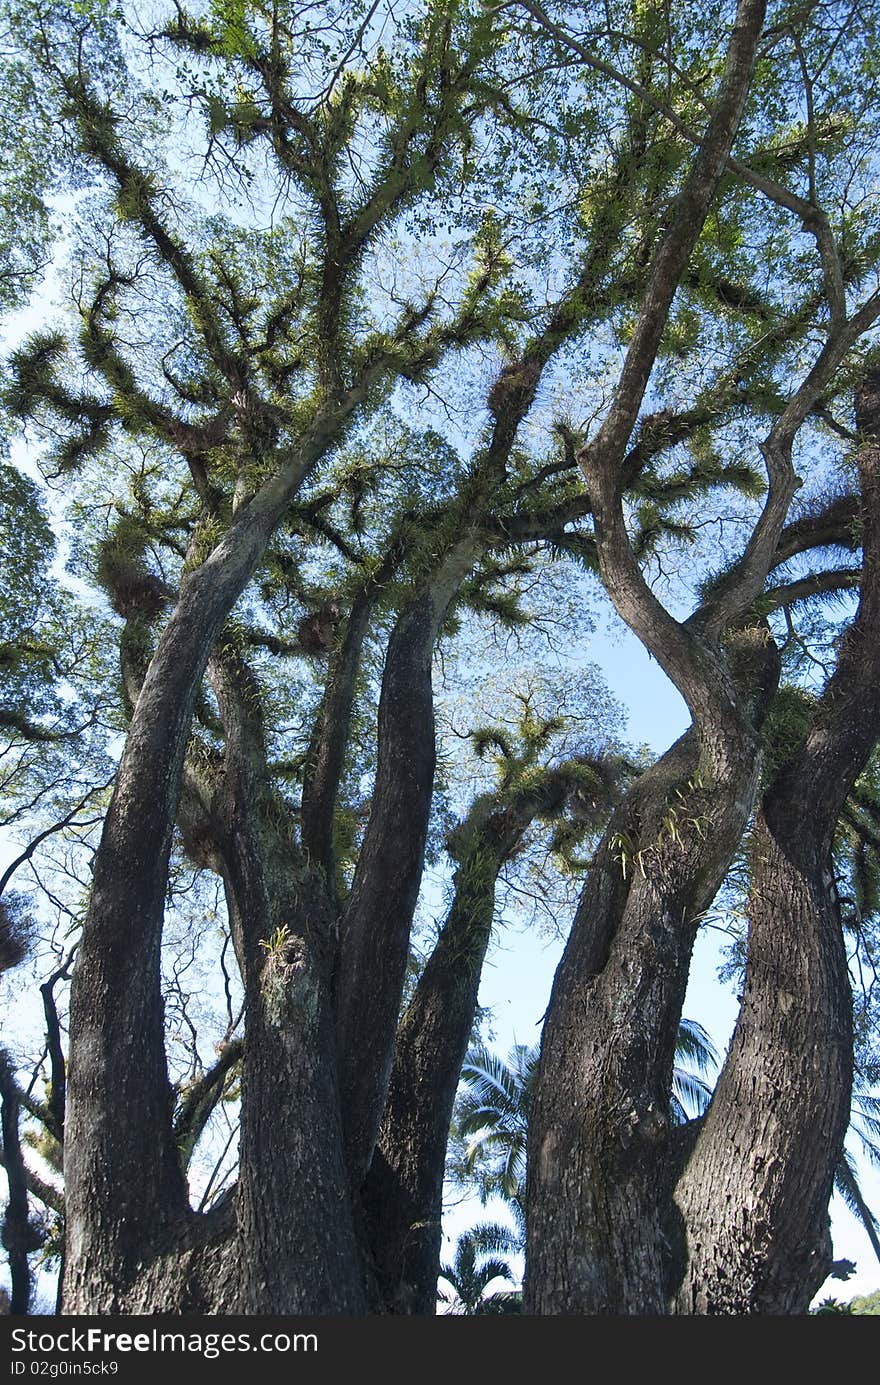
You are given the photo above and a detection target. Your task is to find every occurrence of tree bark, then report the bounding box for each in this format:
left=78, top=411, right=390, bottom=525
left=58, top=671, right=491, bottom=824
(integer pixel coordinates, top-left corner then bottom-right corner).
left=364, top=774, right=580, bottom=1312
left=524, top=718, right=761, bottom=1312
left=672, top=367, right=880, bottom=1313
left=672, top=805, right=853, bottom=1313
left=0, top=1053, right=34, bottom=1314
left=61, top=404, right=369, bottom=1310
left=209, top=645, right=367, bottom=1313
left=335, top=543, right=481, bottom=1186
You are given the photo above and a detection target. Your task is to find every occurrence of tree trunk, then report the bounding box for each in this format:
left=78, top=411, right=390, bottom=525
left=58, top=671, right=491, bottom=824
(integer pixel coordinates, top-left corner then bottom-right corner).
left=524, top=722, right=761, bottom=1313
left=210, top=645, right=368, bottom=1313
left=236, top=935, right=367, bottom=1313
left=61, top=405, right=366, bottom=1310
left=672, top=806, right=852, bottom=1313
left=364, top=784, right=571, bottom=1312
left=672, top=366, right=880, bottom=1313
left=336, top=545, right=479, bottom=1185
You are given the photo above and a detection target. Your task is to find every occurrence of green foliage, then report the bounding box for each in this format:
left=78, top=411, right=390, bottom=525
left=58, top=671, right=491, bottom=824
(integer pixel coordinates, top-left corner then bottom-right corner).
left=850, top=1289, right=880, bottom=1315
left=2, top=0, right=880, bottom=1310
left=0, top=893, right=34, bottom=974
left=452, top=1042, right=536, bottom=1208
left=438, top=1221, right=518, bottom=1314
left=760, top=685, right=817, bottom=784
left=0, top=461, right=68, bottom=737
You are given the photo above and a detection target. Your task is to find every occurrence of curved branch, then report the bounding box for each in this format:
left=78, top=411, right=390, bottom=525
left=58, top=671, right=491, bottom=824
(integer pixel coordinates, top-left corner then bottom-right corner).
left=335, top=537, right=482, bottom=1184
left=761, top=567, right=861, bottom=612
left=511, top=0, right=847, bottom=322
left=174, top=1040, right=243, bottom=1171
left=301, top=543, right=405, bottom=885
left=39, top=946, right=76, bottom=1145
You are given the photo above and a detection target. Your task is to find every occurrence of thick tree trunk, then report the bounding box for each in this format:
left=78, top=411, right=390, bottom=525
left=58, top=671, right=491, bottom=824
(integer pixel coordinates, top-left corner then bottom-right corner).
left=672, top=367, right=880, bottom=1313
left=524, top=723, right=761, bottom=1313
left=236, top=941, right=367, bottom=1313
left=672, top=807, right=852, bottom=1313
left=364, top=787, right=567, bottom=1313
left=210, top=647, right=368, bottom=1313
left=61, top=405, right=365, bottom=1309
left=363, top=878, right=495, bottom=1315
left=0, top=1053, right=33, bottom=1314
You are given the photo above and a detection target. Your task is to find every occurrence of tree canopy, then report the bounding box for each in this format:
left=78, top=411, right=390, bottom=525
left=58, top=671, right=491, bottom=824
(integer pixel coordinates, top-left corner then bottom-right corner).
left=1, top=0, right=880, bottom=1316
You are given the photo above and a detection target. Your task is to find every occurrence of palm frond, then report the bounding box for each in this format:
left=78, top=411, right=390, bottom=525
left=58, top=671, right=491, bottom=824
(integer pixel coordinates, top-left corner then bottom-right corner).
left=672, top=1066, right=714, bottom=1119
left=466, top=1221, right=520, bottom=1257
left=835, top=1147, right=880, bottom=1268
left=675, top=1018, right=719, bottom=1074
left=461, top=1045, right=526, bottom=1115
left=669, top=1092, right=689, bottom=1127
left=850, top=1091, right=880, bottom=1167
left=475, top=1257, right=515, bottom=1290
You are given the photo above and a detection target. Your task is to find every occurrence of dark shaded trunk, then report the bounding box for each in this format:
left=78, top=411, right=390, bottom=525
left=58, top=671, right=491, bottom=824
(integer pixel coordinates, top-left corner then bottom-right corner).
left=60, top=406, right=364, bottom=1310
left=672, top=368, right=880, bottom=1313
left=210, top=646, right=368, bottom=1313
left=336, top=547, right=478, bottom=1185
left=62, top=571, right=242, bottom=1308
left=672, top=806, right=852, bottom=1313
left=236, top=931, right=367, bottom=1313
left=364, top=786, right=565, bottom=1313
left=364, top=894, right=494, bottom=1314
left=334, top=591, right=444, bottom=1186
left=0, top=1053, right=33, bottom=1314
left=218, top=802, right=366, bottom=1313
left=301, top=589, right=375, bottom=888
left=524, top=719, right=761, bottom=1313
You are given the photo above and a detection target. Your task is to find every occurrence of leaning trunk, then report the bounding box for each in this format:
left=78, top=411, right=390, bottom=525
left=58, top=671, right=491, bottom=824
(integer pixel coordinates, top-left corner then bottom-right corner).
left=525, top=721, right=761, bottom=1313
left=672, top=805, right=852, bottom=1313
left=673, top=366, right=880, bottom=1313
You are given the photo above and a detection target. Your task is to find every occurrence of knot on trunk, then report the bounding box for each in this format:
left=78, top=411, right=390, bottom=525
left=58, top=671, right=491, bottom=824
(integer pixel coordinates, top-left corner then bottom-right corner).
left=258, top=925, right=319, bottom=1029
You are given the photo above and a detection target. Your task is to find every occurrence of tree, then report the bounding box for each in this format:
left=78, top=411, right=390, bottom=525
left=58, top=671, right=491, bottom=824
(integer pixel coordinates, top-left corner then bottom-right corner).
left=514, top=0, right=880, bottom=1314
left=1, top=0, right=879, bottom=1317
left=449, top=1020, right=718, bottom=1226
left=812, top=1296, right=853, bottom=1314
left=437, top=1222, right=518, bottom=1314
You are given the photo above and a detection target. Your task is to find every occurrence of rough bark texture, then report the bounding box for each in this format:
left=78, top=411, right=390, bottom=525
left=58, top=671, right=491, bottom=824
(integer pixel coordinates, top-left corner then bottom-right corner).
left=364, top=784, right=572, bottom=1312
left=210, top=646, right=367, bottom=1313
left=237, top=944, right=366, bottom=1313
left=672, top=807, right=853, bottom=1313
left=0, top=1053, right=33, bottom=1314
left=672, top=368, right=880, bottom=1313
left=336, top=546, right=479, bottom=1186
left=60, top=416, right=346, bottom=1310
left=60, top=392, right=376, bottom=1311
left=364, top=865, right=499, bottom=1314
left=524, top=721, right=761, bottom=1313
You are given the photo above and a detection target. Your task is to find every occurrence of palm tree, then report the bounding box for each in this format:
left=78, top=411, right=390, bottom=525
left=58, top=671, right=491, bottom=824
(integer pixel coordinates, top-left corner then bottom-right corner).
left=834, top=1077, right=880, bottom=1268
left=451, top=1029, right=880, bottom=1276
left=451, top=1043, right=535, bottom=1236
left=450, top=1019, right=720, bottom=1229
left=437, top=1222, right=518, bottom=1314
left=812, top=1296, right=854, bottom=1314
left=670, top=1018, right=719, bottom=1124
